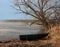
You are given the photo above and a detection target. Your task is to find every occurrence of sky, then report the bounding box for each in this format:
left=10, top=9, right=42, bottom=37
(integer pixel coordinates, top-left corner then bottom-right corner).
left=0, top=0, right=32, bottom=20
left=0, top=0, right=59, bottom=20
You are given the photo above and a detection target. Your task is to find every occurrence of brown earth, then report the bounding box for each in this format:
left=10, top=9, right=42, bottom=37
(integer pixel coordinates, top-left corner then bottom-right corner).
left=0, top=39, right=60, bottom=47
left=0, top=40, right=53, bottom=47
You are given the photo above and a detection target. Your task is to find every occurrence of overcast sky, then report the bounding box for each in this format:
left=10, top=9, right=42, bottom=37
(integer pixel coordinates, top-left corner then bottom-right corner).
left=0, top=0, right=59, bottom=20
left=0, top=0, right=32, bottom=20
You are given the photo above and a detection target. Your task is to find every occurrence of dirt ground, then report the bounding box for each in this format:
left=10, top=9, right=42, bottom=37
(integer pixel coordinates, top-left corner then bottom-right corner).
left=0, top=40, right=53, bottom=47
left=0, top=39, right=59, bottom=47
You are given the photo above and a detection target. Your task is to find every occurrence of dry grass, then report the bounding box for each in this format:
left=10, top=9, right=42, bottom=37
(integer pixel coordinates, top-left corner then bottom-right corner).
left=48, top=25, right=60, bottom=41
left=48, top=25, right=60, bottom=47
left=0, top=40, right=52, bottom=47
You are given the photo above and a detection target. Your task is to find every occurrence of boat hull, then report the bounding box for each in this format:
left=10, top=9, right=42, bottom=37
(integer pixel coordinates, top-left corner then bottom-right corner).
left=19, top=33, right=48, bottom=41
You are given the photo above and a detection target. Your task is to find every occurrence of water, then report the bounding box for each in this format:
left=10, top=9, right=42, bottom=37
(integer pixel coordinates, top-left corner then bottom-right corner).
left=0, top=21, right=40, bottom=41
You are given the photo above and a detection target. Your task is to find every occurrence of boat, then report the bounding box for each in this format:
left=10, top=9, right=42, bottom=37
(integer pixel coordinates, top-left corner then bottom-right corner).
left=19, top=33, right=49, bottom=41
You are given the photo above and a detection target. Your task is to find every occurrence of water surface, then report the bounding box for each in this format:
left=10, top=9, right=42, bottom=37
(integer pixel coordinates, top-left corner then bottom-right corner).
left=0, top=21, right=40, bottom=41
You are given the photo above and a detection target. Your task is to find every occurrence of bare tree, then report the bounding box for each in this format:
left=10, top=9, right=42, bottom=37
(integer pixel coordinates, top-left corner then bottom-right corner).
left=14, top=0, right=60, bottom=31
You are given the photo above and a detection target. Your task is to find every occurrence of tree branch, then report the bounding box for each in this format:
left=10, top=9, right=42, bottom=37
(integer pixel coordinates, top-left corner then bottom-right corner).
left=18, top=6, right=40, bottom=19
left=28, top=0, right=39, bottom=9
left=44, top=6, right=60, bottom=13
left=24, top=1, right=42, bottom=20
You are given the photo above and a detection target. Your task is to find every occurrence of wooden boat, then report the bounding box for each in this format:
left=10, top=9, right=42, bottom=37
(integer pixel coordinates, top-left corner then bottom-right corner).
left=19, top=33, right=49, bottom=41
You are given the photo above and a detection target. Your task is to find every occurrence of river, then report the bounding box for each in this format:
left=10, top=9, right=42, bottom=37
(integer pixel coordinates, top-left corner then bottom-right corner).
left=0, top=20, right=41, bottom=41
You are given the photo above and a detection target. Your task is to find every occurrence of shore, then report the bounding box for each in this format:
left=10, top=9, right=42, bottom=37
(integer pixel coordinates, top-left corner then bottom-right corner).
left=0, top=39, right=59, bottom=47
left=0, top=40, right=53, bottom=47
